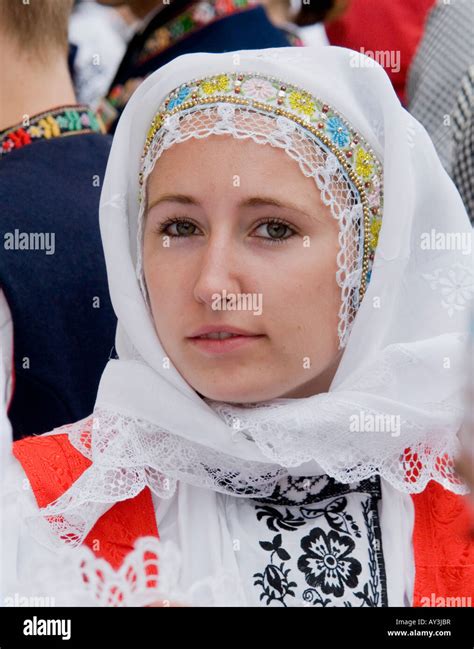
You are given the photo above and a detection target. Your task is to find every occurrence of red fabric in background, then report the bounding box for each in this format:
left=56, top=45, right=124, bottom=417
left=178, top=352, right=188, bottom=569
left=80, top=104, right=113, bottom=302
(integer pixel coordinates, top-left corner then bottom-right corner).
left=325, top=0, right=436, bottom=104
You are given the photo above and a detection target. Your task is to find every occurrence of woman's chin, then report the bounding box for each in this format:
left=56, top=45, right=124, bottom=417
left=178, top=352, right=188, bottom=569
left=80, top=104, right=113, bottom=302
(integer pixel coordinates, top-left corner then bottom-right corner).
left=191, top=381, right=279, bottom=404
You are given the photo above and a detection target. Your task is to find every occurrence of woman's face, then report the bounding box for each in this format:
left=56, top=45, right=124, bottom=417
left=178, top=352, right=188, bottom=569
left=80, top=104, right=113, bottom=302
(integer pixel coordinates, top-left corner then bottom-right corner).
left=143, top=135, right=342, bottom=403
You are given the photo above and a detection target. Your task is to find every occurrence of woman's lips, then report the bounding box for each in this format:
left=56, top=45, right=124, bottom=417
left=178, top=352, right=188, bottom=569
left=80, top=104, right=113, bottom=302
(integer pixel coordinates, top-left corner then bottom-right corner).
left=187, top=334, right=265, bottom=354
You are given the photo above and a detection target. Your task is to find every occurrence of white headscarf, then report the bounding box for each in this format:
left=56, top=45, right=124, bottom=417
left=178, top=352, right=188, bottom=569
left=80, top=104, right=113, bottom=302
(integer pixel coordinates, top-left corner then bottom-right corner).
left=33, top=47, right=472, bottom=549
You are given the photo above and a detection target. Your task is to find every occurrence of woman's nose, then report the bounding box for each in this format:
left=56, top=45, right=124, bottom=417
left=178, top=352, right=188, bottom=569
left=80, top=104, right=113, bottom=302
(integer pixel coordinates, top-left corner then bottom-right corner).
left=193, top=238, right=243, bottom=309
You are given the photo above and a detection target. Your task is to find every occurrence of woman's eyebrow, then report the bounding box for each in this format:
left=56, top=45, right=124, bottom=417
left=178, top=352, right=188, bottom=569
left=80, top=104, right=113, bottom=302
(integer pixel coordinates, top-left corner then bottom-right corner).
left=239, top=196, right=313, bottom=219
left=147, top=194, right=199, bottom=211
left=146, top=194, right=318, bottom=222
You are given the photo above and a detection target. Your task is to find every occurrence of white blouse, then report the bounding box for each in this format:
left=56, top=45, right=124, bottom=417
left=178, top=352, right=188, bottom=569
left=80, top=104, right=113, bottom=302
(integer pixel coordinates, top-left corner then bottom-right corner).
left=1, top=453, right=415, bottom=607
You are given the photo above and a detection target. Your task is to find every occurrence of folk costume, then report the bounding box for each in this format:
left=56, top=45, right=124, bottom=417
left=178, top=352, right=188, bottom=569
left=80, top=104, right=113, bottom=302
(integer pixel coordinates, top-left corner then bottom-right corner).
left=3, top=47, right=474, bottom=607
left=0, top=106, right=117, bottom=439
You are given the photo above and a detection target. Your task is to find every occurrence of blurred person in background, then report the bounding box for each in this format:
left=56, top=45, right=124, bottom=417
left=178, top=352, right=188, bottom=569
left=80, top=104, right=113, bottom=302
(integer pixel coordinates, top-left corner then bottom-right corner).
left=451, top=66, right=473, bottom=225
left=263, top=0, right=349, bottom=46
left=69, top=0, right=138, bottom=109
left=407, top=0, right=474, bottom=224
left=96, top=0, right=297, bottom=132
left=325, top=0, right=436, bottom=104
left=0, top=0, right=116, bottom=440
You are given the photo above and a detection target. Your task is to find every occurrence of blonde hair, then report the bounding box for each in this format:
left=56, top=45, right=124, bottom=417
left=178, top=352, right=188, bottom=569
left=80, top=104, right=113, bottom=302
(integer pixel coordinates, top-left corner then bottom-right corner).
left=0, top=0, right=74, bottom=59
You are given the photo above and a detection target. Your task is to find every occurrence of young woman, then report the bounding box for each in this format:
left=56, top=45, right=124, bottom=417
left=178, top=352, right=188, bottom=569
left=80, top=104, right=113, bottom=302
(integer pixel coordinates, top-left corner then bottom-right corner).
left=3, top=46, right=473, bottom=607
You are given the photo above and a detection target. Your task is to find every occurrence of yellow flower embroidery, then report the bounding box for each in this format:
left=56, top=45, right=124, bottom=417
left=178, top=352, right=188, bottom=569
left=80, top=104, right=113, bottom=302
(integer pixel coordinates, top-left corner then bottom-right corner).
left=28, top=126, right=42, bottom=138
left=370, top=218, right=382, bottom=249
left=355, top=148, right=374, bottom=179
left=38, top=115, right=60, bottom=139
left=201, top=75, right=230, bottom=95
left=288, top=91, right=315, bottom=116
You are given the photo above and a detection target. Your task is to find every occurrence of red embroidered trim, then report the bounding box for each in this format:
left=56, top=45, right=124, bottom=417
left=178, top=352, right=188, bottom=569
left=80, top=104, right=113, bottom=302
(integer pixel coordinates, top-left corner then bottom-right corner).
left=13, top=434, right=159, bottom=571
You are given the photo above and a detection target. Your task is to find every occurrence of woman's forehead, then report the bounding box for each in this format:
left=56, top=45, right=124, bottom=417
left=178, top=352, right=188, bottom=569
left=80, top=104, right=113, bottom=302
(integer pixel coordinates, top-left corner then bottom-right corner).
left=145, top=136, right=331, bottom=213
left=147, top=130, right=315, bottom=176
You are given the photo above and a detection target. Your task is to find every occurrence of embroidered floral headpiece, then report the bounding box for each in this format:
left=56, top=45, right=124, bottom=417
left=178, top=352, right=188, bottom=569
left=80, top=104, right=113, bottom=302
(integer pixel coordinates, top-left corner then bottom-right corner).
left=139, top=72, right=384, bottom=302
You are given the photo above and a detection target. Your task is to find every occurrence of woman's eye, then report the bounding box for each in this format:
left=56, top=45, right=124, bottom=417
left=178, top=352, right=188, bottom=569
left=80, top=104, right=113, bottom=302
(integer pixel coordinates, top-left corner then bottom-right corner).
left=162, top=219, right=200, bottom=237
left=158, top=218, right=295, bottom=242
left=253, top=221, right=295, bottom=242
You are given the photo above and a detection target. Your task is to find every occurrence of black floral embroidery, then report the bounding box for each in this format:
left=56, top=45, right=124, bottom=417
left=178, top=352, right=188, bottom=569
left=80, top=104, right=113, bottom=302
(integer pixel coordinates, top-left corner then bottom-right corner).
left=251, top=475, right=388, bottom=607
left=300, top=496, right=362, bottom=538
left=302, top=588, right=332, bottom=607
left=253, top=534, right=297, bottom=606
left=297, top=528, right=362, bottom=597
left=256, top=495, right=362, bottom=536
left=256, top=506, right=307, bottom=532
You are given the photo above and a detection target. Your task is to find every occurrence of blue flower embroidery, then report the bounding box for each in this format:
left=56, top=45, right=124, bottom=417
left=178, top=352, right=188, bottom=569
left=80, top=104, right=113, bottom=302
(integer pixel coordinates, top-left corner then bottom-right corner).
left=167, top=87, right=190, bottom=110
left=326, top=116, right=350, bottom=147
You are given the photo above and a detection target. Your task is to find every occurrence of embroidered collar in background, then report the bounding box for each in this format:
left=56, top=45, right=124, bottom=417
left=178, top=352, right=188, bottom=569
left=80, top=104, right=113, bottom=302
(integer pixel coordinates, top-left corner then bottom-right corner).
left=99, top=0, right=266, bottom=130
left=141, top=72, right=384, bottom=291
left=0, top=105, right=105, bottom=157
left=136, top=0, right=260, bottom=68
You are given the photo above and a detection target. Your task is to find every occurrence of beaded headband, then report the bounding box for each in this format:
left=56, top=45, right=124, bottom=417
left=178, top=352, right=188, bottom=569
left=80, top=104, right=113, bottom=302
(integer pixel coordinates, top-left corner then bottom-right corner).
left=140, top=72, right=384, bottom=298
